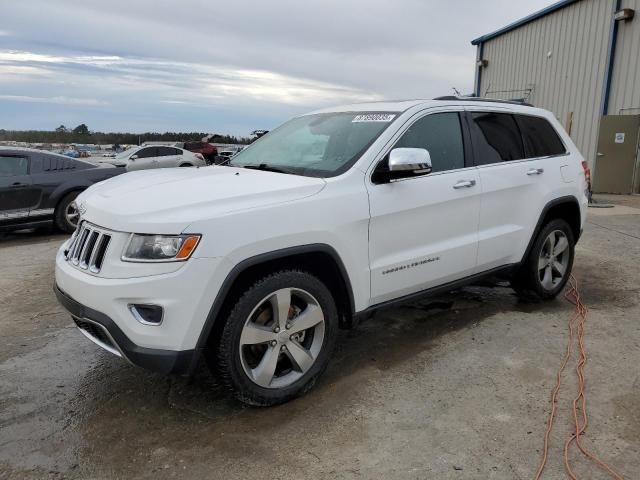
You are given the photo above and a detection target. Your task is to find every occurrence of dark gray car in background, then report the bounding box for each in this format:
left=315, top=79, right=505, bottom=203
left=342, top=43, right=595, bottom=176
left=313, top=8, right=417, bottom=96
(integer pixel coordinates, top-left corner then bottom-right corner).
left=0, top=147, right=123, bottom=233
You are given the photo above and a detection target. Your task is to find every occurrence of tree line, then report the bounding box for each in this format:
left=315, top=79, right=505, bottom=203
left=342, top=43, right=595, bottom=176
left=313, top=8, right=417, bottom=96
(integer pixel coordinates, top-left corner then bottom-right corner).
left=0, top=124, right=253, bottom=145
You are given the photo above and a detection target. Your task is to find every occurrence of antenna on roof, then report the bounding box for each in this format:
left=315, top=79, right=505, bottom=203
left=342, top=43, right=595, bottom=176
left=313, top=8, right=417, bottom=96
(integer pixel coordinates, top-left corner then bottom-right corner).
left=452, top=87, right=462, bottom=96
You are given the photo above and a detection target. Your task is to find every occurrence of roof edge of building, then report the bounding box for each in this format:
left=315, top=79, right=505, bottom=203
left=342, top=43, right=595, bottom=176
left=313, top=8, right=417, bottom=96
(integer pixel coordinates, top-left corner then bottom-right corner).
left=471, top=0, right=582, bottom=45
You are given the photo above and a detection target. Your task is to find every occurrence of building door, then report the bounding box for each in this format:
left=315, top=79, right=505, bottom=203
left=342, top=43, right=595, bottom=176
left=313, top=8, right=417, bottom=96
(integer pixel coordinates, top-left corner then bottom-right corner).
left=593, top=115, right=640, bottom=194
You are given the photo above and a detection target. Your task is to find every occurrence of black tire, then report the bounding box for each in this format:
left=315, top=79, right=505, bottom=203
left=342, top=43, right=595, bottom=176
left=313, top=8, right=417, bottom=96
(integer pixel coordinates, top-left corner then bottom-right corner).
left=512, top=218, right=575, bottom=300
left=214, top=270, right=338, bottom=406
left=54, top=191, right=81, bottom=233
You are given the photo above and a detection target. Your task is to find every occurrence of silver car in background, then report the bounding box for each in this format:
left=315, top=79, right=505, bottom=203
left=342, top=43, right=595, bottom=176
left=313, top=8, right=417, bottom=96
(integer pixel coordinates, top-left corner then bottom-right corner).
left=99, top=145, right=206, bottom=171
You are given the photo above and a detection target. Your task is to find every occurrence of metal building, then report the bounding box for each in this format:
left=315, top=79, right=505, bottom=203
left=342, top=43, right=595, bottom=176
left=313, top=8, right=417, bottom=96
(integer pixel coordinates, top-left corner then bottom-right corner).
left=472, top=0, right=640, bottom=193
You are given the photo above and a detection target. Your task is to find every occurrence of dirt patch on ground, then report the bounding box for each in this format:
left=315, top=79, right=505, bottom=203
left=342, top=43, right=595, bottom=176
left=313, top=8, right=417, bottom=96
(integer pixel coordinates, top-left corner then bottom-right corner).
left=1, top=213, right=639, bottom=479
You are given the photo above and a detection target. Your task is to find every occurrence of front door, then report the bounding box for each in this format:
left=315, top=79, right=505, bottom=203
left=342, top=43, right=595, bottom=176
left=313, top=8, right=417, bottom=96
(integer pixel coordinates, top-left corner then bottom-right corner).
left=0, top=154, right=37, bottom=225
left=129, top=147, right=159, bottom=170
left=593, top=115, right=640, bottom=194
left=367, top=111, right=481, bottom=305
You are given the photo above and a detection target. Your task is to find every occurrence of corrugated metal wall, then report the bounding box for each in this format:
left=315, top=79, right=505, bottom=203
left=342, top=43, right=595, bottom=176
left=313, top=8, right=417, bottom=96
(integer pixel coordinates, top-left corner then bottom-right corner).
left=609, top=0, right=640, bottom=115
left=477, top=0, right=613, bottom=167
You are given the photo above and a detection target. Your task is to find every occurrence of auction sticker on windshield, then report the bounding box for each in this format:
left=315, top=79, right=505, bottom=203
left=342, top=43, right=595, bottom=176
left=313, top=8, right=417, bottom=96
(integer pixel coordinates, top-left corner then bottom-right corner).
left=352, top=113, right=396, bottom=123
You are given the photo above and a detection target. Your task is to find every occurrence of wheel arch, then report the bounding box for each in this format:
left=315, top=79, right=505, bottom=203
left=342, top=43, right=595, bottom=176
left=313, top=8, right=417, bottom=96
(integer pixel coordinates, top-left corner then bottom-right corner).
left=195, top=244, right=356, bottom=353
left=521, top=195, right=581, bottom=264
left=51, top=185, right=86, bottom=212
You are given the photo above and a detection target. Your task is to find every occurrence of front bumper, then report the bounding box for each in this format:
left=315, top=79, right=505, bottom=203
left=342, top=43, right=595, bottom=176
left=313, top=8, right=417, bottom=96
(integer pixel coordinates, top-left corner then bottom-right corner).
left=54, top=236, right=230, bottom=375
left=55, top=284, right=196, bottom=374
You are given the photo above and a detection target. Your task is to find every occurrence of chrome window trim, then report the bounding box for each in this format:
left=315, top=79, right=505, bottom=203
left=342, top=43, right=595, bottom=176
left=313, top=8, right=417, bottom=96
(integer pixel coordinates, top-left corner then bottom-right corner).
left=475, top=151, right=572, bottom=169
left=380, top=165, right=478, bottom=184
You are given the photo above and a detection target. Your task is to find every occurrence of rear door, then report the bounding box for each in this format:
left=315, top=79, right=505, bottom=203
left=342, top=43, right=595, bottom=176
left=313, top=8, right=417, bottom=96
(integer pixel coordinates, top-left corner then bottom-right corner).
left=156, top=146, right=180, bottom=167
left=468, top=109, right=566, bottom=269
left=367, top=109, right=481, bottom=305
left=0, top=154, right=38, bottom=225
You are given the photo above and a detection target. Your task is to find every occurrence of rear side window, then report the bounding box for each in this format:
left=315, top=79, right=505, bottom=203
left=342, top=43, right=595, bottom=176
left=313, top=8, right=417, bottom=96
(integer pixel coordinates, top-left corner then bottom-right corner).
left=0, top=156, right=28, bottom=176
left=136, top=147, right=157, bottom=158
left=516, top=115, right=566, bottom=157
left=394, top=112, right=465, bottom=173
left=157, top=147, right=176, bottom=156
left=470, top=112, right=525, bottom=164
left=41, top=155, right=77, bottom=171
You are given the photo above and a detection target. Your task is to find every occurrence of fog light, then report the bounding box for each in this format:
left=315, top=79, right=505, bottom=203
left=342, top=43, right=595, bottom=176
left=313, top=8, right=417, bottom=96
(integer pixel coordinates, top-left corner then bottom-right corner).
left=129, top=304, right=163, bottom=326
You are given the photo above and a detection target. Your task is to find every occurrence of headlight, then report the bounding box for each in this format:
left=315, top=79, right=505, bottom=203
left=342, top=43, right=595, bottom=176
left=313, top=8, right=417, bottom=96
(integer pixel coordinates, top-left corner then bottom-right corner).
left=122, top=234, right=201, bottom=262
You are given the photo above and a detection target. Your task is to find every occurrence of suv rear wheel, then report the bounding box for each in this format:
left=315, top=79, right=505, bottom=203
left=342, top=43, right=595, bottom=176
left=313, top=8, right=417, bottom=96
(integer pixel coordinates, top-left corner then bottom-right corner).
left=215, top=270, right=338, bottom=406
left=513, top=218, right=575, bottom=300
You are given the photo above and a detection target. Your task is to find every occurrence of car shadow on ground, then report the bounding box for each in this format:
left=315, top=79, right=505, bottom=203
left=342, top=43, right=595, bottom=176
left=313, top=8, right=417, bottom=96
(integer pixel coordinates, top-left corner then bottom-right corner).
left=38, top=279, right=566, bottom=476
left=0, top=227, right=68, bottom=247
left=76, top=281, right=562, bottom=424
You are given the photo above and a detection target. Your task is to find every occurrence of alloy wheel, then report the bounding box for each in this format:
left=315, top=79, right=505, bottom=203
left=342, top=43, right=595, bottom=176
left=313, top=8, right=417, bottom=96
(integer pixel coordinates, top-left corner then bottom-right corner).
left=239, top=288, right=325, bottom=389
left=538, top=230, right=570, bottom=290
left=65, top=202, right=80, bottom=228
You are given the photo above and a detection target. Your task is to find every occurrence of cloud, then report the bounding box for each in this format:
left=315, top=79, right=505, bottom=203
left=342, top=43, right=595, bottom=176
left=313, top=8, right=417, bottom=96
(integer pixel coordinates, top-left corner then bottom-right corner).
left=0, top=50, right=381, bottom=107
left=0, top=95, right=107, bottom=106
left=0, top=0, right=555, bottom=134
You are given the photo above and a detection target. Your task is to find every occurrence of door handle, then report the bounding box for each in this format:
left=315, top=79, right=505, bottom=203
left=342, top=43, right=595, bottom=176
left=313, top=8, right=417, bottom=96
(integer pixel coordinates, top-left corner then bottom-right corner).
left=9, top=182, right=23, bottom=188
left=453, top=179, right=476, bottom=189
left=527, top=168, right=544, bottom=176
left=596, top=152, right=604, bottom=157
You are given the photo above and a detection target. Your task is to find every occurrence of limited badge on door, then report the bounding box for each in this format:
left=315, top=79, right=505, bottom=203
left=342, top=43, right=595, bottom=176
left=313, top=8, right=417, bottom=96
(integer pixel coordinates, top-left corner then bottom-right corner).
left=615, top=132, right=625, bottom=144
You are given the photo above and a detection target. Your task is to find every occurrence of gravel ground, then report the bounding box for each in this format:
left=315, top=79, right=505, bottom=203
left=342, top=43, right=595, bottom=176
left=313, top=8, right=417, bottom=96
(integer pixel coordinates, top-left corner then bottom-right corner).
left=1, top=195, right=638, bottom=479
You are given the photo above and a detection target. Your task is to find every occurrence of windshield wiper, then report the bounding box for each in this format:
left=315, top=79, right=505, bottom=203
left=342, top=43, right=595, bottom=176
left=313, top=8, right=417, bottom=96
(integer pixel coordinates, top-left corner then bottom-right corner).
left=241, top=163, right=295, bottom=175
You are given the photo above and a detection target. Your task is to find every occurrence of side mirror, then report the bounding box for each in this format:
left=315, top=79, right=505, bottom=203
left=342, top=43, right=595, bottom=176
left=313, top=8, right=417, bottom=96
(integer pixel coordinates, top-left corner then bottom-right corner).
left=386, top=148, right=432, bottom=182
left=130, top=154, right=138, bottom=160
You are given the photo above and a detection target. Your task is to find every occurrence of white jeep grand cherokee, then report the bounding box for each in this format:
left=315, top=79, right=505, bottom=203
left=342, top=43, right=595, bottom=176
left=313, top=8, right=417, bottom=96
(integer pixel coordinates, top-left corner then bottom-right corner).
left=55, top=98, right=589, bottom=406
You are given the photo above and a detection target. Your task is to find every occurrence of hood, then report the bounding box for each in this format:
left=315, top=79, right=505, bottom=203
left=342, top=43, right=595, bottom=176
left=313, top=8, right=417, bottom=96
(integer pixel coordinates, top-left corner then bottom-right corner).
left=76, top=166, right=326, bottom=233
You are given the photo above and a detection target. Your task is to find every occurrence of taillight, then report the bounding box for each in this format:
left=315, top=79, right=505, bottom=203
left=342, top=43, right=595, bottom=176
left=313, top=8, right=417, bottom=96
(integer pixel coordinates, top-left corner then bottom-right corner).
left=195, top=153, right=204, bottom=160
left=581, top=161, right=591, bottom=186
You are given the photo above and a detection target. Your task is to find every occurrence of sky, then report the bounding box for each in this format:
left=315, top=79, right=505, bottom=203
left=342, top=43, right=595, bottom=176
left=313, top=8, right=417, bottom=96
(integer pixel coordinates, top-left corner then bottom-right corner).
left=0, top=0, right=555, bottom=136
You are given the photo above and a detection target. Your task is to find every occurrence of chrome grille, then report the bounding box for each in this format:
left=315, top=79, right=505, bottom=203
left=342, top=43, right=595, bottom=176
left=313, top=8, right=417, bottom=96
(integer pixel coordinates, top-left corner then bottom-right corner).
left=65, top=222, right=111, bottom=273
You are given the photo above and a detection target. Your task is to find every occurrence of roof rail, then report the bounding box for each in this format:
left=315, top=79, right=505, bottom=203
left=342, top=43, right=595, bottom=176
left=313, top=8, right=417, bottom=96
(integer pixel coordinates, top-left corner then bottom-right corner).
left=433, top=96, right=534, bottom=107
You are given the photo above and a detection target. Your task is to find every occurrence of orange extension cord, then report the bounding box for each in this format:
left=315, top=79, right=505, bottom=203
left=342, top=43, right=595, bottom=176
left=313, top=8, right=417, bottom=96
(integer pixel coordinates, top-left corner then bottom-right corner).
left=533, top=275, right=624, bottom=480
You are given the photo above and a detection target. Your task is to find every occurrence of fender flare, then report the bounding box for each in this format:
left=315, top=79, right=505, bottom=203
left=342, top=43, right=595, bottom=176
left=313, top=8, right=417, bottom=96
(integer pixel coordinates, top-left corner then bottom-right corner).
left=193, top=244, right=355, bottom=354
left=49, top=182, right=90, bottom=208
left=520, top=195, right=581, bottom=264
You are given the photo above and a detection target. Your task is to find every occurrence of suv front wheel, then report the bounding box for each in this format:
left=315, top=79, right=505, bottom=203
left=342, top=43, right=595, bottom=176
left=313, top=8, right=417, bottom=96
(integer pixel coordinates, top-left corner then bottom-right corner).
left=215, top=270, right=338, bottom=406
left=513, top=218, right=575, bottom=300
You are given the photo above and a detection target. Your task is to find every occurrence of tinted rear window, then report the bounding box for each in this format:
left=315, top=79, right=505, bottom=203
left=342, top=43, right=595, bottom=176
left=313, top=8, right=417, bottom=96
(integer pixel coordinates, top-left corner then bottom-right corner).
left=157, top=147, right=179, bottom=156
left=516, top=115, right=566, bottom=157
left=470, top=112, right=525, bottom=164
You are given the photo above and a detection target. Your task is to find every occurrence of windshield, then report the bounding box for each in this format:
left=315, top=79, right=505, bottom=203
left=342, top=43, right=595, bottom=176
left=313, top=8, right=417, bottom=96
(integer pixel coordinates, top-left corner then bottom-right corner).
left=115, top=147, right=138, bottom=159
left=229, top=112, right=397, bottom=177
